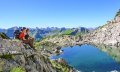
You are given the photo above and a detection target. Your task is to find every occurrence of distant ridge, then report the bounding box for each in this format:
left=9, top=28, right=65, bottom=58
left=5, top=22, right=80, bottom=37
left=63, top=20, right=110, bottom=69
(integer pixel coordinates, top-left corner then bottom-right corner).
left=0, top=26, right=93, bottom=40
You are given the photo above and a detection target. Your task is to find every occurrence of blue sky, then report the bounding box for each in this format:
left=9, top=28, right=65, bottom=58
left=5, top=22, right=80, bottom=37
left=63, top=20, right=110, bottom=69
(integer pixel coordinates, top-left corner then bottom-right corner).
left=0, top=0, right=120, bottom=28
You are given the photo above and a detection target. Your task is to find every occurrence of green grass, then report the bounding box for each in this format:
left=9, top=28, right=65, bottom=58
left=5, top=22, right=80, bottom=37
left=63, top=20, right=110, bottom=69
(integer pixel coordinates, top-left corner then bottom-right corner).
left=0, top=54, right=14, bottom=59
left=10, top=67, right=26, bottom=72
left=62, top=29, right=73, bottom=35
left=50, top=60, right=71, bottom=72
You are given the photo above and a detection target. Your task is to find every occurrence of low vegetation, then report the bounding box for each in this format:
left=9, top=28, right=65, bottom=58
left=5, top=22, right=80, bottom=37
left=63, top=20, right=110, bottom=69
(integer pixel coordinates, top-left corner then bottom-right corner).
left=50, top=60, right=73, bottom=72
left=62, top=29, right=73, bottom=35
left=0, top=54, right=14, bottom=59
left=10, top=67, right=26, bottom=72
left=0, top=32, right=10, bottom=39
left=0, top=61, right=4, bottom=71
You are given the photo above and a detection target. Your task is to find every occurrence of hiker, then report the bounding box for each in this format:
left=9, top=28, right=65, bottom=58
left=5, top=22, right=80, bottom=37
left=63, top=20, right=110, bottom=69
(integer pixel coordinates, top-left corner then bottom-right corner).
left=19, top=27, right=34, bottom=48
left=25, top=28, right=33, bottom=39
left=25, top=28, right=34, bottom=47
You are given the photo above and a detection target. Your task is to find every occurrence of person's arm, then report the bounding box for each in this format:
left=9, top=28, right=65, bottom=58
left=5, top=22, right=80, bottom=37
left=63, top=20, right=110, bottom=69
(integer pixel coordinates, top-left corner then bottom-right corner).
left=22, top=37, right=26, bottom=40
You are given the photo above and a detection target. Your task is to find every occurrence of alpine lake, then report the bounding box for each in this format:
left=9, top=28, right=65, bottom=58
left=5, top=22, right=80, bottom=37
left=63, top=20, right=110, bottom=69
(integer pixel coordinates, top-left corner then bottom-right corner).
left=50, top=44, right=120, bottom=72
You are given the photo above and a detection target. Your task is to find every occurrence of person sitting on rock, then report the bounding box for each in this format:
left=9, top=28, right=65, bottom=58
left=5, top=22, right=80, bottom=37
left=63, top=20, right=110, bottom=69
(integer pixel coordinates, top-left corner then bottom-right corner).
left=25, top=28, right=32, bottom=39
left=19, top=27, right=34, bottom=48
left=25, top=28, right=35, bottom=48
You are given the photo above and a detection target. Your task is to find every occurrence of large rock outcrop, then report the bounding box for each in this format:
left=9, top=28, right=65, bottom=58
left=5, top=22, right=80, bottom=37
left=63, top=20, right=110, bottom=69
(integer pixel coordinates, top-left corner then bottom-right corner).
left=0, top=38, right=55, bottom=72
left=0, top=36, right=75, bottom=72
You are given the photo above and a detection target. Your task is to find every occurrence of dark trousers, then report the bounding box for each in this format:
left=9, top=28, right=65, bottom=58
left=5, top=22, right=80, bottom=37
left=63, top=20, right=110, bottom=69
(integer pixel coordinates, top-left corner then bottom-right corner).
left=23, top=38, right=34, bottom=48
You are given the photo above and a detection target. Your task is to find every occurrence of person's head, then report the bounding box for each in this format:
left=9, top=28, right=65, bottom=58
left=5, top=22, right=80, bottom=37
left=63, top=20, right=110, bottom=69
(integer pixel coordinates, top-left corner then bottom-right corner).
left=26, top=28, right=30, bottom=33
left=21, top=27, right=26, bottom=33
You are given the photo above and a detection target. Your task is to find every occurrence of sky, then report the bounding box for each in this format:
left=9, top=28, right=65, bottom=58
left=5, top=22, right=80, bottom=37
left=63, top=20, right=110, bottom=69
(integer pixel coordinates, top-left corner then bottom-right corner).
left=0, top=0, right=120, bottom=29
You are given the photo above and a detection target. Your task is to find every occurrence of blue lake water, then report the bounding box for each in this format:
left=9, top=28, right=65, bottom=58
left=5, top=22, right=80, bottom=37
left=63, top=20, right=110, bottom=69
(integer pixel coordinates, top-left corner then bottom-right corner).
left=50, top=45, right=120, bottom=72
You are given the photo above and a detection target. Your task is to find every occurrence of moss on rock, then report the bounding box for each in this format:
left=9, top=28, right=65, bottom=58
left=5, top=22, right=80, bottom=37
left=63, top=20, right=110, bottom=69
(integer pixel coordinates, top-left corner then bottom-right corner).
left=10, top=66, right=26, bottom=72
left=0, top=61, right=4, bottom=72
left=50, top=60, right=74, bottom=72
left=0, top=54, right=14, bottom=59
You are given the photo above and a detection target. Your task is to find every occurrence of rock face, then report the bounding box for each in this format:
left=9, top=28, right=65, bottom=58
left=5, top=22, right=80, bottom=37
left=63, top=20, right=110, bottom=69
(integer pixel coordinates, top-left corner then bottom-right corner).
left=115, top=16, right=120, bottom=23
left=84, top=13, right=120, bottom=47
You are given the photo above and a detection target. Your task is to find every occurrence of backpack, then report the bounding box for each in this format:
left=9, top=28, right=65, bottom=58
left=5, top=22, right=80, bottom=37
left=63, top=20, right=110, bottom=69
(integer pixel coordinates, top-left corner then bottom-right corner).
left=14, top=30, right=20, bottom=39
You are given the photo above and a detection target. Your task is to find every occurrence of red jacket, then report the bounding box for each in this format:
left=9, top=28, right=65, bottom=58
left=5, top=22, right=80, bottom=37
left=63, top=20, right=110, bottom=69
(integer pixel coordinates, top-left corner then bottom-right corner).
left=19, top=32, right=25, bottom=40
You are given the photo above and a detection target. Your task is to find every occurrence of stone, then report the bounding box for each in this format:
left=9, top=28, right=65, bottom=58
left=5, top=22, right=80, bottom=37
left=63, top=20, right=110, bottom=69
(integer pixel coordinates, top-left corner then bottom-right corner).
left=57, top=58, right=67, bottom=65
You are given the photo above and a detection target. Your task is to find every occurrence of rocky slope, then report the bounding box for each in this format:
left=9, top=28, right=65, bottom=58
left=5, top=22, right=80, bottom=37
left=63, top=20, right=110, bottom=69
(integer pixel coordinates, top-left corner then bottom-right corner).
left=41, top=35, right=83, bottom=47
left=84, top=22, right=120, bottom=46
left=0, top=34, right=75, bottom=72
left=84, top=10, right=120, bottom=47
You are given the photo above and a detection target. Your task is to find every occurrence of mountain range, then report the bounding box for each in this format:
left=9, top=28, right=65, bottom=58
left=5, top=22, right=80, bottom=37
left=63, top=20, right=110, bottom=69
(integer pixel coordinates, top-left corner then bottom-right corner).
left=0, top=26, right=94, bottom=40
